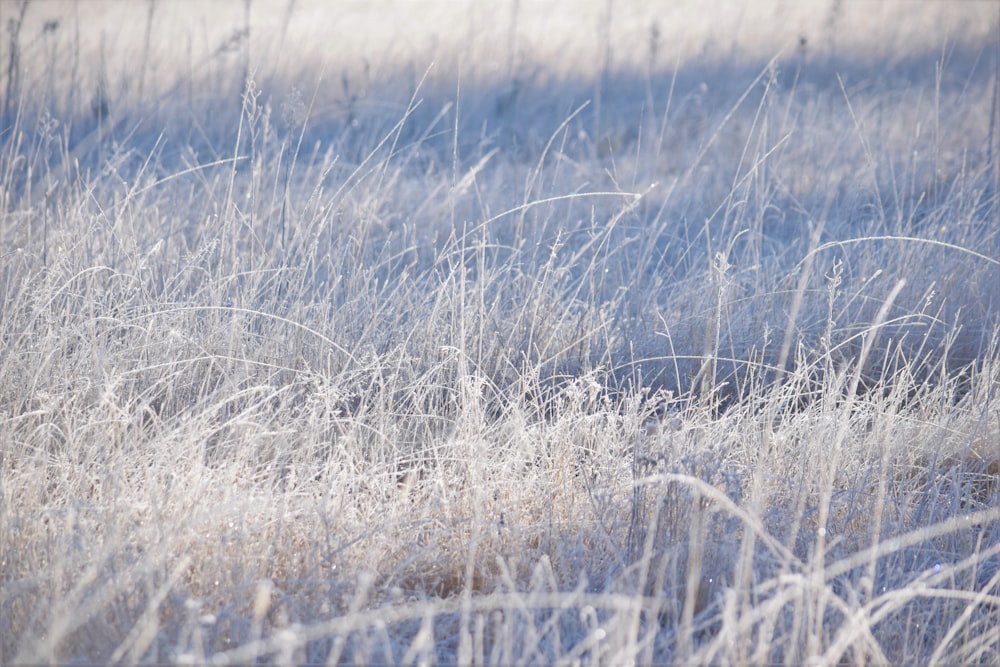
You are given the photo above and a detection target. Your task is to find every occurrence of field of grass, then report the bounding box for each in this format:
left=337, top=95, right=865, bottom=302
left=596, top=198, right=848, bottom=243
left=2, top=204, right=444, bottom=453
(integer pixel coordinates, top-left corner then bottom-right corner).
left=2, top=1, right=999, bottom=664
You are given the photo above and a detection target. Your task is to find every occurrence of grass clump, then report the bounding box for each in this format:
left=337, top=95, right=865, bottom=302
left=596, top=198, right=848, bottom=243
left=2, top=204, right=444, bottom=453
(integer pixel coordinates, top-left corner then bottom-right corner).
left=2, top=1, right=999, bottom=664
